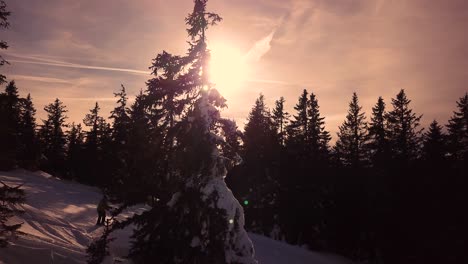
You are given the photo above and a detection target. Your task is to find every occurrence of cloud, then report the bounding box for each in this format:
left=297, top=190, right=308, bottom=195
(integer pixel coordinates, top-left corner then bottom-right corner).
left=245, top=30, right=275, bottom=62
left=273, top=0, right=317, bottom=45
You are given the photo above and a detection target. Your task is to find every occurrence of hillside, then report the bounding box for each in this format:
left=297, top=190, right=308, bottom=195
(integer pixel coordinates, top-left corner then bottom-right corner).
left=0, top=170, right=349, bottom=264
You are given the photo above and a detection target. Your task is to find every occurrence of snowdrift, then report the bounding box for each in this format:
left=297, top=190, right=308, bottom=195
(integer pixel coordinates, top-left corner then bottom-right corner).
left=0, top=170, right=349, bottom=264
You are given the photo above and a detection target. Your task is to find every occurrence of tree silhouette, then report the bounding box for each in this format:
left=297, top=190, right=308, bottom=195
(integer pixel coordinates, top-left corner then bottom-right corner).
left=386, top=89, right=422, bottom=165
left=91, top=1, right=256, bottom=263
left=0, top=81, right=20, bottom=169
left=368, top=96, right=390, bottom=168
left=335, top=92, right=369, bottom=168
left=0, top=0, right=10, bottom=85
left=447, top=93, right=468, bottom=167
left=422, top=120, right=446, bottom=165
left=18, top=93, right=40, bottom=169
left=272, top=96, right=289, bottom=146
left=238, top=94, right=280, bottom=234
left=39, top=98, right=68, bottom=176
left=66, top=122, right=85, bottom=180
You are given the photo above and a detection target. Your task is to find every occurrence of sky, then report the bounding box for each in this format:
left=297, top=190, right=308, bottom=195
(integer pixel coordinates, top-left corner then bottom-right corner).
left=2, top=0, right=468, bottom=139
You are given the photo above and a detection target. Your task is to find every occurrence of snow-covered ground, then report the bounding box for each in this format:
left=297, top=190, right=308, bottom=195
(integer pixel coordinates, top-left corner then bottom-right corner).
left=0, top=170, right=350, bottom=264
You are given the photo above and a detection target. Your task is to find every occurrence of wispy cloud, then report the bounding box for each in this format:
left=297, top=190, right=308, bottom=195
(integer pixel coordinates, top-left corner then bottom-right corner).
left=245, top=30, right=276, bottom=62
left=273, top=0, right=317, bottom=45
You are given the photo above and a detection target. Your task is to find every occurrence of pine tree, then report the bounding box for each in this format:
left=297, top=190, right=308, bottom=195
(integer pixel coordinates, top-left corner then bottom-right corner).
left=0, top=180, right=25, bottom=247
left=422, top=120, right=446, bottom=165
left=82, top=102, right=111, bottom=185
left=334, top=92, right=369, bottom=168
left=110, top=85, right=130, bottom=145
left=368, top=96, right=390, bottom=168
left=0, top=81, right=21, bottom=169
left=239, top=94, right=280, bottom=233
left=287, top=89, right=308, bottom=145
left=90, top=1, right=256, bottom=263
left=386, top=89, right=422, bottom=165
left=446, top=93, right=468, bottom=166
left=39, top=98, right=68, bottom=175
left=272, top=96, right=289, bottom=146
left=107, top=85, right=131, bottom=192
left=84, top=102, right=105, bottom=149
left=243, top=94, right=275, bottom=161
left=306, top=92, right=331, bottom=161
left=282, top=90, right=331, bottom=246
left=18, top=93, right=40, bottom=168
left=66, top=123, right=85, bottom=179
left=0, top=4, right=25, bottom=248
left=0, top=0, right=10, bottom=85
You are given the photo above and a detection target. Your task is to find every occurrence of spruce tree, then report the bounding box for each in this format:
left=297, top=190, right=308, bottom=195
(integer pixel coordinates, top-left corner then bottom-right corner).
left=39, top=98, right=68, bottom=176
left=110, top=85, right=130, bottom=145
left=272, top=96, right=289, bottom=146
left=91, top=1, right=256, bottom=263
left=240, top=94, right=280, bottom=234
left=107, top=85, right=131, bottom=192
left=446, top=93, right=468, bottom=166
left=422, top=120, right=446, bottom=165
left=0, top=180, right=25, bottom=247
left=307, top=92, right=331, bottom=161
left=18, top=93, right=40, bottom=168
left=0, top=81, right=20, bottom=169
left=287, top=89, right=308, bottom=145
left=0, top=3, right=26, bottom=248
left=82, top=102, right=111, bottom=185
left=368, top=96, right=390, bottom=168
left=282, top=90, right=331, bottom=245
left=0, top=0, right=10, bottom=85
left=66, top=123, right=85, bottom=179
left=243, top=94, right=275, bottom=162
left=334, top=92, right=369, bottom=168
left=386, top=89, right=422, bottom=165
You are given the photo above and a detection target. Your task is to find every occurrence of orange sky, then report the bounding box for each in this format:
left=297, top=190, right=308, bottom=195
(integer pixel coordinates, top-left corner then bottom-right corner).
left=2, top=0, right=468, bottom=139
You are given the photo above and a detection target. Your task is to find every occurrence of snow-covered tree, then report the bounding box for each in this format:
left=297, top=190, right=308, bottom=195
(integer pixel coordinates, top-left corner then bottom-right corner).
left=90, top=1, right=256, bottom=263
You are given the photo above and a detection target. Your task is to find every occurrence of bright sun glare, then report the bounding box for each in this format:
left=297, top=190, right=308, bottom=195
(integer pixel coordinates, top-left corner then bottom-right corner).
left=209, top=43, right=249, bottom=92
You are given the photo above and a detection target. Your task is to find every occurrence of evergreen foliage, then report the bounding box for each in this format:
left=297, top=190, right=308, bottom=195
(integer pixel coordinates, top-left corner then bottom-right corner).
left=39, top=98, right=68, bottom=176
left=0, top=180, right=25, bottom=247
left=0, top=81, right=21, bottom=169
left=272, top=96, right=289, bottom=146
left=386, top=89, right=423, bottom=165
left=368, top=96, right=390, bottom=168
left=18, top=93, right=40, bottom=169
left=447, top=93, right=468, bottom=167
left=334, top=93, right=369, bottom=168
left=0, top=0, right=10, bottom=85
left=422, top=120, right=446, bottom=165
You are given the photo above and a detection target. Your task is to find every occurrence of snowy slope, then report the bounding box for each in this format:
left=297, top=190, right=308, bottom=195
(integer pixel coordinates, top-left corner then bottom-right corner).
left=0, top=170, right=350, bottom=264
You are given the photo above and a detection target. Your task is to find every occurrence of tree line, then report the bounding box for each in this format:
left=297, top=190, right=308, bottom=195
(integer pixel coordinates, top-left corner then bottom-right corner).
left=228, top=89, right=467, bottom=263
left=2, top=76, right=467, bottom=263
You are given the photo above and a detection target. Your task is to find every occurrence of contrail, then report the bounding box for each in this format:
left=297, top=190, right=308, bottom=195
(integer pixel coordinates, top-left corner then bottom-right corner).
left=5, top=54, right=150, bottom=76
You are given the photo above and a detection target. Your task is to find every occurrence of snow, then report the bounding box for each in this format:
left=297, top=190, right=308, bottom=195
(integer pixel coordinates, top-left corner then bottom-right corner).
left=0, top=169, right=350, bottom=264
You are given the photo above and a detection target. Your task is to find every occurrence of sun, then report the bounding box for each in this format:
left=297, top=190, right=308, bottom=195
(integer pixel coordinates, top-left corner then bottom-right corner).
left=208, top=43, right=249, bottom=92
